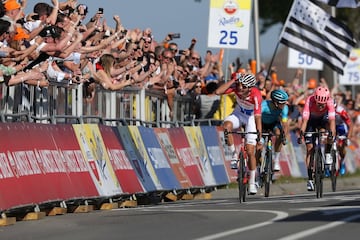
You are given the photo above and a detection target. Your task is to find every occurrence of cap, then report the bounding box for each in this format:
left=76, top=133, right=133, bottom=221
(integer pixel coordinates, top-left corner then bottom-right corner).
left=307, top=78, right=317, bottom=89
left=13, top=27, right=29, bottom=41
left=4, top=0, right=21, bottom=11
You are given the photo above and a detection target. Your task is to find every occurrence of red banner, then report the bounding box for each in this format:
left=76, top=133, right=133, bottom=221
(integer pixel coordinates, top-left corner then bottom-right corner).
left=0, top=123, right=102, bottom=211
left=99, top=125, right=144, bottom=194
left=167, top=127, right=204, bottom=187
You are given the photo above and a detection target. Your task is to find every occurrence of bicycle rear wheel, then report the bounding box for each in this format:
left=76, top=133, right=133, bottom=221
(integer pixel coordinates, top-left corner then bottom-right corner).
left=330, top=149, right=337, bottom=192
left=264, top=150, right=272, bottom=197
left=237, top=152, right=247, bottom=203
left=314, top=149, right=323, bottom=198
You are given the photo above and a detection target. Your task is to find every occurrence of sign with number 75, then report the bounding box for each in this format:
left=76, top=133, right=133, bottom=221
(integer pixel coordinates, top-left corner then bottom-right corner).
left=339, top=49, right=360, bottom=85
left=207, top=0, right=251, bottom=49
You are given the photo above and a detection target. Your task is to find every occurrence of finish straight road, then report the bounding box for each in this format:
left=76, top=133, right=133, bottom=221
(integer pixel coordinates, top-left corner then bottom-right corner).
left=1, top=178, right=359, bottom=240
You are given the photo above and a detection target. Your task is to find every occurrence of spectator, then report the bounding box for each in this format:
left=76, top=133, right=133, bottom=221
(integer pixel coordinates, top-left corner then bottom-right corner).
left=196, top=81, right=220, bottom=123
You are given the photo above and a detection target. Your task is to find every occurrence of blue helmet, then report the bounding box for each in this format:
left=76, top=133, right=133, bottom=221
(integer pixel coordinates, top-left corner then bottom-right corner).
left=270, top=89, right=288, bottom=104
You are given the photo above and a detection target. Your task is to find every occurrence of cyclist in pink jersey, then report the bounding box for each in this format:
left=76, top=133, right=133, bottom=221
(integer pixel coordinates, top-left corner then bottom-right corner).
left=297, top=86, right=336, bottom=191
left=215, top=72, right=263, bottom=195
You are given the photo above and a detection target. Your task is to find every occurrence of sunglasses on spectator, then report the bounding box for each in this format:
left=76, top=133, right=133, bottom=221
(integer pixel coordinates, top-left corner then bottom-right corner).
left=170, top=48, right=177, bottom=52
left=195, top=85, right=202, bottom=88
left=163, top=55, right=172, bottom=60
left=191, top=56, right=200, bottom=60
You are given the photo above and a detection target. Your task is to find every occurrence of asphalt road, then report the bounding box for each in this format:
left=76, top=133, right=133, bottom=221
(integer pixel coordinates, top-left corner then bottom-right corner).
left=0, top=177, right=359, bottom=240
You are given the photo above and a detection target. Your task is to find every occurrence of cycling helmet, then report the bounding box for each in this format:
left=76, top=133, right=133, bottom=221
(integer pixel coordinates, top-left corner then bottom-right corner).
left=270, top=89, right=289, bottom=104
left=238, top=73, right=256, bottom=88
left=314, top=86, right=330, bottom=104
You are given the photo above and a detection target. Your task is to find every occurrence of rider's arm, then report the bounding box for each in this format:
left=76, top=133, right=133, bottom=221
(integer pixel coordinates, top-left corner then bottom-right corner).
left=281, top=105, right=289, bottom=136
left=255, top=115, right=262, bottom=140
left=215, top=78, right=235, bottom=95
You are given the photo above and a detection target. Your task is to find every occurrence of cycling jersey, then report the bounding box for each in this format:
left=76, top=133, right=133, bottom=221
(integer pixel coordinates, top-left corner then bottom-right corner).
left=224, top=86, right=262, bottom=145
left=225, top=85, right=262, bottom=116
left=302, top=95, right=335, bottom=121
left=261, top=100, right=289, bottom=124
left=335, top=104, right=351, bottom=126
left=335, top=104, right=351, bottom=136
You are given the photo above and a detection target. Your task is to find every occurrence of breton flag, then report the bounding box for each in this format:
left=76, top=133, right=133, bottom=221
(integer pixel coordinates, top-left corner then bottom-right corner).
left=279, top=0, right=356, bottom=74
left=316, top=0, right=360, bottom=8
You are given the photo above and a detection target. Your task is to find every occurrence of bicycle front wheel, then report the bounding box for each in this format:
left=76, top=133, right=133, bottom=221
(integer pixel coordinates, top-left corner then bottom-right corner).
left=237, top=152, right=247, bottom=203
left=314, top=149, right=323, bottom=198
left=264, top=150, right=272, bottom=197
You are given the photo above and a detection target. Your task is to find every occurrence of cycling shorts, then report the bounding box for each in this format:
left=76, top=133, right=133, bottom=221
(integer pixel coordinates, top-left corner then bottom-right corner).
left=224, top=113, right=257, bottom=145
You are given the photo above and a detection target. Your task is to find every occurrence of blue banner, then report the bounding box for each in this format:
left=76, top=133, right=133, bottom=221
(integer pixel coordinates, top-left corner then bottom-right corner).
left=137, top=126, right=181, bottom=190
left=201, top=126, right=230, bottom=185
left=114, top=126, right=157, bottom=192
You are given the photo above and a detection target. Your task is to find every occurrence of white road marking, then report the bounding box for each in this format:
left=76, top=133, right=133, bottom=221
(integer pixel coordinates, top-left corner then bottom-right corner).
left=277, top=214, right=360, bottom=240
left=180, top=209, right=288, bottom=240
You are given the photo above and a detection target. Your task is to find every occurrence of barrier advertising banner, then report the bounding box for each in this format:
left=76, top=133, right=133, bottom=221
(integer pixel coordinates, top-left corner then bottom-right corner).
left=167, top=127, right=204, bottom=187
left=73, top=124, right=122, bottom=197
left=201, top=126, right=230, bottom=185
left=0, top=123, right=95, bottom=210
left=216, top=126, right=238, bottom=182
left=153, top=128, right=192, bottom=189
left=99, top=125, right=144, bottom=194
left=128, top=126, right=163, bottom=190
left=137, top=126, right=181, bottom=190
left=0, top=123, right=56, bottom=209
left=114, top=126, right=157, bottom=192
left=51, top=124, right=99, bottom=198
left=183, top=126, right=216, bottom=186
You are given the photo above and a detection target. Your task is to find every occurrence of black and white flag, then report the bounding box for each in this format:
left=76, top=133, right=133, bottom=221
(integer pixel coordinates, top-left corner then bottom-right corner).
left=316, top=0, right=360, bottom=8
left=279, top=0, right=356, bottom=74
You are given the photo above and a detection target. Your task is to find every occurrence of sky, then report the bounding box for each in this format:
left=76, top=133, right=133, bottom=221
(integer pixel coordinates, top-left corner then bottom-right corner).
left=23, top=0, right=283, bottom=66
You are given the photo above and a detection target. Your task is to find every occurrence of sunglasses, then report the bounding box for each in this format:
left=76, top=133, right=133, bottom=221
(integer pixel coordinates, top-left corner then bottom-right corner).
left=163, top=55, right=172, bottom=60
left=191, top=56, right=200, bottom=60
left=170, top=48, right=177, bottom=52
left=316, top=102, right=326, bottom=107
left=195, top=85, right=202, bottom=88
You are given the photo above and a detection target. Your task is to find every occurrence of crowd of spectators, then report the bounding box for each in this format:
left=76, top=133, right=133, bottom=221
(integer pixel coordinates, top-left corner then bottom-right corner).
left=1, top=0, right=360, bottom=144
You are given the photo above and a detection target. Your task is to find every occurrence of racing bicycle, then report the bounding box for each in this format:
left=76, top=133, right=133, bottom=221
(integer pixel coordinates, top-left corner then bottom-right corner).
left=302, top=130, right=330, bottom=198
left=224, top=129, right=258, bottom=203
left=257, top=131, right=286, bottom=197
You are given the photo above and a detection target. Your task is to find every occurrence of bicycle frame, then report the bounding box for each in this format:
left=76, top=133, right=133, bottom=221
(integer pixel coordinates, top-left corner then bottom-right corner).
left=260, top=132, right=274, bottom=197
left=304, top=130, right=328, bottom=198
left=330, top=135, right=346, bottom=192
left=224, top=129, right=258, bottom=203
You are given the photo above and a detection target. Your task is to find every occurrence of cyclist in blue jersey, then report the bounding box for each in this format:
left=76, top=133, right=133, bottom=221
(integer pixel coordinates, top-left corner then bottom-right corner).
left=257, top=89, right=289, bottom=171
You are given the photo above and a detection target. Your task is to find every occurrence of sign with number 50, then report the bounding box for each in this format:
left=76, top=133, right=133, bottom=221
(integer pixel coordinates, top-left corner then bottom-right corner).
left=339, top=49, right=360, bottom=85
left=287, top=48, right=323, bottom=70
left=208, top=0, right=251, bottom=49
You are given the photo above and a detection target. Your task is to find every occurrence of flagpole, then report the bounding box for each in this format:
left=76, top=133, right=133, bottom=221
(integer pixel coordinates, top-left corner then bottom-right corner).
left=265, top=41, right=281, bottom=80
left=331, top=6, right=338, bottom=90
left=265, top=0, right=298, bottom=80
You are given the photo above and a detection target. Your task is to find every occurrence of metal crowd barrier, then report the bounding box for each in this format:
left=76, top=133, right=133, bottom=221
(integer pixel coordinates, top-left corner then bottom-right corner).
left=0, top=81, right=212, bottom=127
